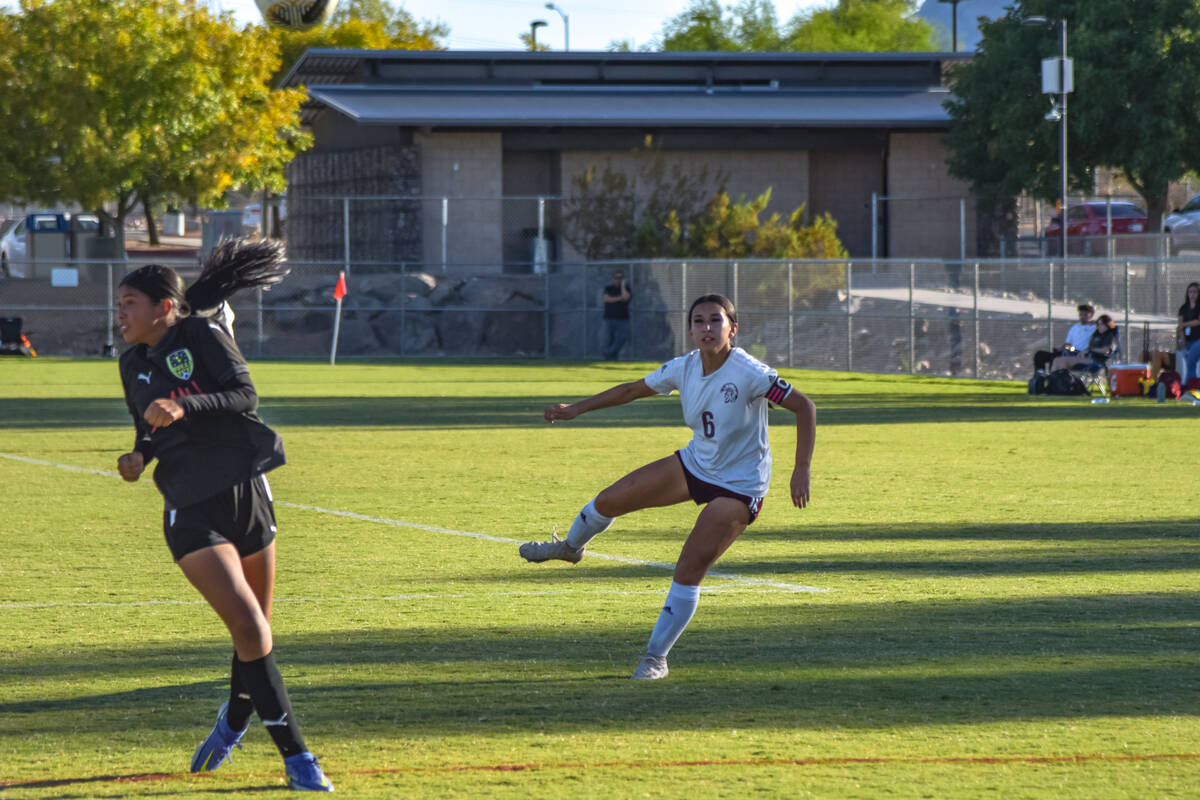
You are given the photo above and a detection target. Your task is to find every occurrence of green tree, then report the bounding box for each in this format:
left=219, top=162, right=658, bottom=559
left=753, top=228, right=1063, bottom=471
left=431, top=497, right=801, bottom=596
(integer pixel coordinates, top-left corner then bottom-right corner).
left=659, top=0, right=935, bottom=52
left=272, top=0, right=447, bottom=86
left=945, top=0, right=1200, bottom=231
left=784, top=0, right=937, bottom=51
left=1, top=0, right=310, bottom=244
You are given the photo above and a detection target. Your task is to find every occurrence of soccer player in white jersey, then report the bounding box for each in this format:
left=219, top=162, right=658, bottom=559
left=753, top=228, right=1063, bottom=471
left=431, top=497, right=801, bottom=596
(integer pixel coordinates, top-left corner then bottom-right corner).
left=520, top=293, right=816, bottom=680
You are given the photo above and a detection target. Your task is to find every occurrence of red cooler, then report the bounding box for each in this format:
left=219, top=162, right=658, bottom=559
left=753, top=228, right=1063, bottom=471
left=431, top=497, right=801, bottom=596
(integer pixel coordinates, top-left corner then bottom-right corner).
left=1109, top=363, right=1149, bottom=396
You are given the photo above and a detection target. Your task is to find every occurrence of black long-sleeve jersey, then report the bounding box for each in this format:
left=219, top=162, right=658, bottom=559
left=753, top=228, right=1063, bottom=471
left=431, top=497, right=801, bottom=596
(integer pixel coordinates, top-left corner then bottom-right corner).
left=119, top=316, right=285, bottom=509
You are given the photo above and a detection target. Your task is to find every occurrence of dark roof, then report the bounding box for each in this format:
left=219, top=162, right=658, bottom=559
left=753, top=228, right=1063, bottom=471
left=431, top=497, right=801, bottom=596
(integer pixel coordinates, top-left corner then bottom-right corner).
left=284, top=50, right=968, bottom=129
left=309, top=84, right=952, bottom=128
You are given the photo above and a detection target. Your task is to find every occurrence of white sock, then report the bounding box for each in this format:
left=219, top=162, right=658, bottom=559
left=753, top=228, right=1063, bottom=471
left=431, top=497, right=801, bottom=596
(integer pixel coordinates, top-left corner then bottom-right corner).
left=645, top=582, right=701, bottom=658
left=565, top=498, right=613, bottom=549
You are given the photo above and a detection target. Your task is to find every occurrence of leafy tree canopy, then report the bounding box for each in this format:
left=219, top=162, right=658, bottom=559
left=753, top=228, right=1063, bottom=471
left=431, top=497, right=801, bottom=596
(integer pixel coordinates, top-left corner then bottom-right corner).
left=0, top=0, right=310, bottom=234
left=655, top=0, right=935, bottom=52
left=271, top=0, right=447, bottom=85
left=945, top=0, right=1200, bottom=228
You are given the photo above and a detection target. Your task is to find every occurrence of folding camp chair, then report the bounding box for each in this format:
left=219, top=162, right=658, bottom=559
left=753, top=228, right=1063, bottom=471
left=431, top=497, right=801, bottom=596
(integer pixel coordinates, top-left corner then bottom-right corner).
left=0, top=317, right=36, bottom=357
left=1070, top=328, right=1119, bottom=396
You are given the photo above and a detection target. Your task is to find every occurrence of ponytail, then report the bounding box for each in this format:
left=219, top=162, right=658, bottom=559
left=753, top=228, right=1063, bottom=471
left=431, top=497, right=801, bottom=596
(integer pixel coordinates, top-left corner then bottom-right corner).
left=185, top=238, right=290, bottom=315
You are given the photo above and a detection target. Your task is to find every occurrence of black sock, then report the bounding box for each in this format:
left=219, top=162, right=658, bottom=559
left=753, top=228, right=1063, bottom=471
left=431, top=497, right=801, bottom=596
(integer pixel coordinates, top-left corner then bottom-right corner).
left=226, top=652, right=255, bottom=732
left=236, top=651, right=307, bottom=758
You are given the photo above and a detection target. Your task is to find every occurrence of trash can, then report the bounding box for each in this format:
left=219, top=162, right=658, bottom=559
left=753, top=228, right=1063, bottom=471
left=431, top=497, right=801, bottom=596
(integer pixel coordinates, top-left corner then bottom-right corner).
left=26, top=212, right=68, bottom=279
left=201, top=210, right=243, bottom=258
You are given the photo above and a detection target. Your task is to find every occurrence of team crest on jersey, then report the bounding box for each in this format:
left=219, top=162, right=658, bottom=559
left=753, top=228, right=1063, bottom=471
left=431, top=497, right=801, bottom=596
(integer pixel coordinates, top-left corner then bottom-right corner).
left=166, top=348, right=194, bottom=381
left=721, top=382, right=739, bottom=403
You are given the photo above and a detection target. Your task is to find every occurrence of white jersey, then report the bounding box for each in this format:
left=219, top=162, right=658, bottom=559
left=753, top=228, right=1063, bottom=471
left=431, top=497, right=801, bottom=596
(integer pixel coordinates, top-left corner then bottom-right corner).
left=644, top=347, right=793, bottom=497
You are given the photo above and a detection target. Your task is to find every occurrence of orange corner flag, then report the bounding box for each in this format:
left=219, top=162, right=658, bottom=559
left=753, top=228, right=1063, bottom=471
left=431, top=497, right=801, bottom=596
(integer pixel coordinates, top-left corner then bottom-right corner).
left=333, top=272, right=348, bottom=301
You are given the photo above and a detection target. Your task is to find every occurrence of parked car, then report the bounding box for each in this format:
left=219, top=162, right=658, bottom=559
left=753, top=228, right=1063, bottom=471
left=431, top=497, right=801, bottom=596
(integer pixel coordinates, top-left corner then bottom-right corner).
left=0, top=212, right=102, bottom=277
left=0, top=217, right=27, bottom=277
left=1163, top=193, right=1200, bottom=254
left=1044, top=201, right=1147, bottom=255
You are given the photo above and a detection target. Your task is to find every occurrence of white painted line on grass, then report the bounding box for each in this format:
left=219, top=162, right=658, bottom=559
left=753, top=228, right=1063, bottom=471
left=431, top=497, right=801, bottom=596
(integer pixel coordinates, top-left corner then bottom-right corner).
left=0, top=451, right=829, bottom=595
left=0, top=586, right=803, bottom=610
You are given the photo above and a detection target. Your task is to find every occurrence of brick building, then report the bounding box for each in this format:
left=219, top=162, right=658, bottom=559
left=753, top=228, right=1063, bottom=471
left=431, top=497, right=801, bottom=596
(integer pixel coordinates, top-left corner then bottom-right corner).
left=280, top=50, right=977, bottom=267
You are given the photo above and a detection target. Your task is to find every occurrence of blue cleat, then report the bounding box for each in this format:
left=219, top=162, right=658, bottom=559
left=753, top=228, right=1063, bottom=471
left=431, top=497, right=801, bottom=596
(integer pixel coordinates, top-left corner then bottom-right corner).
left=285, top=751, right=335, bottom=792
left=190, top=701, right=248, bottom=772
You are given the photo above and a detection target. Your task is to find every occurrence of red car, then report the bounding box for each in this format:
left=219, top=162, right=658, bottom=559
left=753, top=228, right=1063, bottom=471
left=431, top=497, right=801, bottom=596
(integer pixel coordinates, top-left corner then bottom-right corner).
left=1044, top=201, right=1147, bottom=255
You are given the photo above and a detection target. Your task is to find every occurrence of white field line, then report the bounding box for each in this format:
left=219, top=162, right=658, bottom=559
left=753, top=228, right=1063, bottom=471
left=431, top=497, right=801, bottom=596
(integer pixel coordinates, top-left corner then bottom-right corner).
left=1, top=587, right=803, bottom=610
left=0, top=451, right=828, bottom=596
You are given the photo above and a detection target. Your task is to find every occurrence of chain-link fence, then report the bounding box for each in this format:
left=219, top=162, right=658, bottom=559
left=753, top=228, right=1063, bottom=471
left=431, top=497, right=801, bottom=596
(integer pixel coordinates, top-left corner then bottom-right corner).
left=3, top=252, right=1199, bottom=380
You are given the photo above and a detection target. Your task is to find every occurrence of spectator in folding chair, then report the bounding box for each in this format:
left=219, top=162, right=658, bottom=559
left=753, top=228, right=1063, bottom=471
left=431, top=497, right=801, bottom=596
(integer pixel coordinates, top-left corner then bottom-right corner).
left=1050, top=314, right=1119, bottom=391
left=1033, top=303, right=1096, bottom=373
left=0, top=316, right=35, bottom=357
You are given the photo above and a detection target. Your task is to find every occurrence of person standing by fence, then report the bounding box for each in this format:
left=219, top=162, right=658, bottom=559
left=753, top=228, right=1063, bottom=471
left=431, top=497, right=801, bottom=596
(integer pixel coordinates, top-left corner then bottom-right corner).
left=601, top=270, right=632, bottom=360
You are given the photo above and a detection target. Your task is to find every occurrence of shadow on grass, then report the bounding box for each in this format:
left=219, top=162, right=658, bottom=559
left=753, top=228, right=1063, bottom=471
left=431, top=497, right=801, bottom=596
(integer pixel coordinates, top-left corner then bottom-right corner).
left=1, top=393, right=1196, bottom=430
left=5, top=592, right=1199, bottom=737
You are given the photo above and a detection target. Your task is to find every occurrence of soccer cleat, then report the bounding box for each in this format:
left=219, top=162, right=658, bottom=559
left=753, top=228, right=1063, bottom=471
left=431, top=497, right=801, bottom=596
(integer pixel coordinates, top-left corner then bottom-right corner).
left=630, top=653, right=669, bottom=681
left=285, top=751, right=335, bottom=792
left=190, top=701, right=248, bottom=772
left=518, top=534, right=584, bottom=564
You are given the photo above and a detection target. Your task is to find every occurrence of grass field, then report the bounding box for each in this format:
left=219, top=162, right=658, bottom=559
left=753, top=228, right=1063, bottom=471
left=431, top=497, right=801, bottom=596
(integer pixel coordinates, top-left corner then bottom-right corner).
left=1, top=359, right=1199, bottom=799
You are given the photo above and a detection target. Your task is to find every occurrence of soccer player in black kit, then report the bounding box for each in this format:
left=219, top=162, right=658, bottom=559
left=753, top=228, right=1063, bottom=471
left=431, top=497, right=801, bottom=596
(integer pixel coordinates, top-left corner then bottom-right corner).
left=116, top=239, right=333, bottom=792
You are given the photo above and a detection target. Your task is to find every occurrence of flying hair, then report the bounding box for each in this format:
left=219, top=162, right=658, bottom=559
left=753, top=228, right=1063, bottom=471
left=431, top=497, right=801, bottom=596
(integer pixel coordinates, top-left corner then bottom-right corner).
left=185, top=238, right=291, bottom=316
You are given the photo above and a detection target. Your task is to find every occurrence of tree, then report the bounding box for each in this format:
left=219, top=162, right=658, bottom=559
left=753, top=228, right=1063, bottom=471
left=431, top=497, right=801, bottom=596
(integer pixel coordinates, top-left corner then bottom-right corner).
left=0, top=0, right=310, bottom=244
left=271, top=0, right=447, bottom=86
left=945, top=0, right=1200, bottom=231
left=783, top=0, right=938, bottom=51
left=658, top=0, right=935, bottom=52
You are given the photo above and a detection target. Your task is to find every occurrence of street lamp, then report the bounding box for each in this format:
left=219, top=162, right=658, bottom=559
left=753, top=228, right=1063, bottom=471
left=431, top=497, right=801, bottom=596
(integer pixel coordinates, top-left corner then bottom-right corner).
left=545, top=2, right=569, bottom=51
left=936, top=0, right=967, bottom=52
left=529, top=19, right=547, bottom=50
left=1024, top=15, right=1071, bottom=262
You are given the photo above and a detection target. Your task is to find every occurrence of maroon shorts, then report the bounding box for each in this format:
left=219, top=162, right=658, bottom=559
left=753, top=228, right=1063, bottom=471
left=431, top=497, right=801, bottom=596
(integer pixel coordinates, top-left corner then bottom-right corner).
left=674, top=451, right=764, bottom=524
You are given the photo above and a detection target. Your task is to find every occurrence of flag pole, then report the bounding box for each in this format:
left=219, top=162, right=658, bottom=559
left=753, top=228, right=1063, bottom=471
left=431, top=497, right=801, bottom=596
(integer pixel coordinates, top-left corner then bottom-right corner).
left=330, top=271, right=347, bottom=366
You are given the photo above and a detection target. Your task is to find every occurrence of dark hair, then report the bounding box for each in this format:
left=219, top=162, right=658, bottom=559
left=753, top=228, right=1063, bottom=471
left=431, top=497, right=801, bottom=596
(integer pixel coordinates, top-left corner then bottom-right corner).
left=687, top=293, right=738, bottom=326
left=119, top=238, right=289, bottom=317
left=1076, top=303, right=1094, bottom=313
left=1096, top=313, right=1115, bottom=330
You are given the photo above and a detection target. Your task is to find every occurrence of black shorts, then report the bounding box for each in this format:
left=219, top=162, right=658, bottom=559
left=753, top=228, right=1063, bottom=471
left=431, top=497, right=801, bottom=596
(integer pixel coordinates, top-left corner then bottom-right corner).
left=674, top=451, right=764, bottom=524
left=163, top=475, right=277, bottom=561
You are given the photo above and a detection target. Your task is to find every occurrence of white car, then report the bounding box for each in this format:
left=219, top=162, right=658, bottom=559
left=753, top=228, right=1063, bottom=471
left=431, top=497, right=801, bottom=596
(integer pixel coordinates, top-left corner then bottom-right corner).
left=1163, top=193, right=1200, bottom=253
left=0, top=218, right=28, bottom=278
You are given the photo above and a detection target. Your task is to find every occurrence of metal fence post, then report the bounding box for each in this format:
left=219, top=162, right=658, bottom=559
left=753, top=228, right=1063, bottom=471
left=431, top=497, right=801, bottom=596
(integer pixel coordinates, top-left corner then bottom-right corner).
left=787, top=261, right=794, bottom=369
left=973, top=262, right=980, bottom=378
left=959, top=198, right=966, bottom=261
left=1124, top=260, right=1131, bottom=340
left=846, top=261, right=853, bottom=372
left=440, top=197, right=448, bottom=274
left=256, top=287, right=263, bottom=358
left=732, top=261, right=739, bottom=309
left=342, top=197, right=351, bottom=278
left=680, top=261, right=687, bottom=354
left=1047, top=260, right=1055, bottom=351
left=908, top=261, right=916, bottom=374
left=871, top=194, right=878, bottom=260
left=105, top=261, right=114, bottom=357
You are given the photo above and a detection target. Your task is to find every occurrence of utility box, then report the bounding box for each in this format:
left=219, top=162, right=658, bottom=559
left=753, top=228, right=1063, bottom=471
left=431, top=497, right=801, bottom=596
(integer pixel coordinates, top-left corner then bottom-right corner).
left=26, top=213, right=68, bottom=278
left=201, top=210, right=243, bottom=258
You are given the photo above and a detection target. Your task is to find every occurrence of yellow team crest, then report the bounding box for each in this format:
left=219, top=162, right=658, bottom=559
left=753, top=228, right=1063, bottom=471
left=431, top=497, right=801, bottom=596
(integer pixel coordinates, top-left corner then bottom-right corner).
left=166, top=348, right=194, bottom=381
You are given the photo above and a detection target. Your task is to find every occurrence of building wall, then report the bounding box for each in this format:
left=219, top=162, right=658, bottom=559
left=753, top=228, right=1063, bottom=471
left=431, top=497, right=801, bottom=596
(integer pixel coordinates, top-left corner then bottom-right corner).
left=556, top=149, right=810, bottom=262
left=808, top=149, right=884, bottom=258
left=886, top=132, right=976, bottom=259
left=416, top=132, right=503, bottom=270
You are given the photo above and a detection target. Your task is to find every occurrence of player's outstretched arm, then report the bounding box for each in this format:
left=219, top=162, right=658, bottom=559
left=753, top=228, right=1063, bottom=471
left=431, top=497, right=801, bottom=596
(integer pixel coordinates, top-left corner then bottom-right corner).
left=544, top=379, right=656, bottom=423
left=779, top=389, right=816, bottom=508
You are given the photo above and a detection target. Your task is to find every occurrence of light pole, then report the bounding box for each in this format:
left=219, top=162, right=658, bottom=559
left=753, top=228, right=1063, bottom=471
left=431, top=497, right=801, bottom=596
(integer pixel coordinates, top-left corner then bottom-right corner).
left=545, top=2, right=569, bottom=51
left=936, top=0, right=966, bottom=52
left=1025, top=15, right=1071, bottom=262
left=529, top=19, right=547, bottom=50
